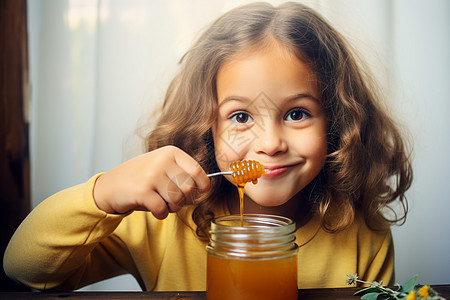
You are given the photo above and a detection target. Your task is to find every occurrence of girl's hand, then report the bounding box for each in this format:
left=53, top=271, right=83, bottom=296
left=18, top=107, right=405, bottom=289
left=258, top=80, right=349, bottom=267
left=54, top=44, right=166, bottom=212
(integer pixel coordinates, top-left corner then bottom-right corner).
left=93, top=145, right=210, bottom=219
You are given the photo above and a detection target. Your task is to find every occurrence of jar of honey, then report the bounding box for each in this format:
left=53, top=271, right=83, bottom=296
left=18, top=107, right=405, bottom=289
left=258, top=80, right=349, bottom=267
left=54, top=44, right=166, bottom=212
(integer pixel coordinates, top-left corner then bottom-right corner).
left=206, top=214, right=298, bottom=300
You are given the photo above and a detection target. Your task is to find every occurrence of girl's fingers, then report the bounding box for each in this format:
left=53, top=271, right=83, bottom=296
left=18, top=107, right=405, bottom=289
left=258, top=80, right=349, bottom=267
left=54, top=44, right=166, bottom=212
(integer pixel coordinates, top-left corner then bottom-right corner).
left=138, top=190, right=172, bottom=220
left=173, top=150, right=210, bottom=192
left=140, top=166, right=204, bottom=217
left=149, top=148, right=210, bottom=211
left=163, top=168, right=198, bottom=206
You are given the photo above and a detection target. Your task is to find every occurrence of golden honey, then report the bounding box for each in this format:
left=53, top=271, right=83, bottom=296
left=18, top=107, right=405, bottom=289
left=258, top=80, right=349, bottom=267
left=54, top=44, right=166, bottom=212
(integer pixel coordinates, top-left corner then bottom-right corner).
left=206, top=215, right=298, bottom=300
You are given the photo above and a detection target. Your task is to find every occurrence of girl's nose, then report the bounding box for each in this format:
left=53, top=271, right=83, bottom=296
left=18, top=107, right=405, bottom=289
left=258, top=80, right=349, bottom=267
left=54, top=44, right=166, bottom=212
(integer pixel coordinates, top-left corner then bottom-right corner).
left=253, top=124, right=287, bottom=156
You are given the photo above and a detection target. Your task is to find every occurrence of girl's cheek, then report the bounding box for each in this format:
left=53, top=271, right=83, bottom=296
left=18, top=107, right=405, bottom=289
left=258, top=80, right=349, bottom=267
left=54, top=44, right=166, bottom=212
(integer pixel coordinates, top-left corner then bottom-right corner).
left=303, top=134, right=328, bottom=163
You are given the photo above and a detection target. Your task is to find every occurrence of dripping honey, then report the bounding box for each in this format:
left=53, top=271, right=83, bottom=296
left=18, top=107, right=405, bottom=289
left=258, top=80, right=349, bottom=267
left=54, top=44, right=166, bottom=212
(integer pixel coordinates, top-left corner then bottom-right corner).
left=237, top=185, right=245, bottom=226
left=229, top=160, right=265, bottom=226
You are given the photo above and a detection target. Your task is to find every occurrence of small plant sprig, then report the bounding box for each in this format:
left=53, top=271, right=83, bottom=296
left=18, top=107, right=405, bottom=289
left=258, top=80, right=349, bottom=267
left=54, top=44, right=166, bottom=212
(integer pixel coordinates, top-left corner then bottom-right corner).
left=346, top=274, right=446, bottom=300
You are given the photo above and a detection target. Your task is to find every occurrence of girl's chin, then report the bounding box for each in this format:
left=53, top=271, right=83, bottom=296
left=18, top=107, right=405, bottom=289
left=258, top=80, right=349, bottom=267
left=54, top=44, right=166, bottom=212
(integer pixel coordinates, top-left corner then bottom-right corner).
left=244, top=187, right=296, bottom=207
left=250, top=198, right=289, bottom=207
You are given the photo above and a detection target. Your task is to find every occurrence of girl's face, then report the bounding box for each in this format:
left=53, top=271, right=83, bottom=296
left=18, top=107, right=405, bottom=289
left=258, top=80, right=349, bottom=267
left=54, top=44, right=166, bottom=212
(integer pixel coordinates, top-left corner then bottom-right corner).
left=212, top=41, right=328, bottom=208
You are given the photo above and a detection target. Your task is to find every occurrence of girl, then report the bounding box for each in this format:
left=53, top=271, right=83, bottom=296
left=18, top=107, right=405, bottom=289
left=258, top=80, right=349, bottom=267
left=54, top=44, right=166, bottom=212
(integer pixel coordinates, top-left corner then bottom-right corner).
left=4, top=2, right=412, bottom=291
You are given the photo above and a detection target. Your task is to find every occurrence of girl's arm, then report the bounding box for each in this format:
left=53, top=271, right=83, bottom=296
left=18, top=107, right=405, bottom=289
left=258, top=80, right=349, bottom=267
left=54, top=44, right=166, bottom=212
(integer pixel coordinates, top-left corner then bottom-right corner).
left=3, top=146, right=210, bottom=290
left=3, top=174, right=129, bottom=290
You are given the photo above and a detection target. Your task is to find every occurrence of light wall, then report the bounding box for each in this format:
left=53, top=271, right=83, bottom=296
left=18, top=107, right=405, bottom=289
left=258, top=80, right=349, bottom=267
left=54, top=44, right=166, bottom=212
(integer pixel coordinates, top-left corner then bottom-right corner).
left=26, top=0, right=450, bottom=291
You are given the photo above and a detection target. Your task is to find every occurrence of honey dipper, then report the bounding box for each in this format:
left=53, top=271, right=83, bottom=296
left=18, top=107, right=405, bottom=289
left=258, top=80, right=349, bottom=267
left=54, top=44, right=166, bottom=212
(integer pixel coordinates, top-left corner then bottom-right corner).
left=207, top=160, right=265, bottom=185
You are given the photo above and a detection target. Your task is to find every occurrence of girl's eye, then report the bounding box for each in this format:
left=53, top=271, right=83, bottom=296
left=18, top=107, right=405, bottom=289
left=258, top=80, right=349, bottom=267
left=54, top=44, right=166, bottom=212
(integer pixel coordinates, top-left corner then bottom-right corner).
left=230, top=112, right=253, bottom=124
left=285, top=108, right=310, bottom=121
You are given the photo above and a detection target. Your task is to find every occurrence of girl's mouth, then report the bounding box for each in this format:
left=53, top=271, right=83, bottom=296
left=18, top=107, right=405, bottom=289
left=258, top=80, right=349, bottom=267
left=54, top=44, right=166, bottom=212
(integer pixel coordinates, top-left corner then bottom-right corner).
left=263, top=166, right=290, bottom=178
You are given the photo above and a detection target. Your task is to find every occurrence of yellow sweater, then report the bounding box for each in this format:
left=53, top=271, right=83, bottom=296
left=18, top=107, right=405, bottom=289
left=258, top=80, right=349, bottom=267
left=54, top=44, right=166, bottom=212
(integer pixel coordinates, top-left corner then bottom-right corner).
left=4, top=174, right=394, bottom=291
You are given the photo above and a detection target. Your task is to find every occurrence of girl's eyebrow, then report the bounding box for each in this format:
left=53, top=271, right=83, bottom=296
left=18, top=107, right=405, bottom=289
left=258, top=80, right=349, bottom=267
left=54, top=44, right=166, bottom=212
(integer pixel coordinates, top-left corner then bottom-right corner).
left=285, top=93, right=320, bottom=103
left=218, top=95, right=251, bottom=107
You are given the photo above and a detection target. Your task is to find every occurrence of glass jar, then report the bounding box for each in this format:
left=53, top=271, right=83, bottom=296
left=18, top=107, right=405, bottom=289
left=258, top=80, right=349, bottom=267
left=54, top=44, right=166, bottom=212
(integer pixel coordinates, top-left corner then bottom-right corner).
left=206, top=214, right=298, bottom=300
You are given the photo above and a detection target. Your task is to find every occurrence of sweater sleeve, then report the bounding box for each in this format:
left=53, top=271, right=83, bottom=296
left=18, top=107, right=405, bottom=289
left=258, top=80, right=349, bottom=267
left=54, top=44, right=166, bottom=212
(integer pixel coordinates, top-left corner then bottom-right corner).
left=3, top=174, right=132, bottom=291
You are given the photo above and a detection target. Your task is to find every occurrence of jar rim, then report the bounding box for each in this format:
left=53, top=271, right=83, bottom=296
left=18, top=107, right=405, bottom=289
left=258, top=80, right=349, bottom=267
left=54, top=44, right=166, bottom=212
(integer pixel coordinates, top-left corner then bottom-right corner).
left=210, top=214, right=296, bottom=234
left=212, top=213, right=295, bottom=225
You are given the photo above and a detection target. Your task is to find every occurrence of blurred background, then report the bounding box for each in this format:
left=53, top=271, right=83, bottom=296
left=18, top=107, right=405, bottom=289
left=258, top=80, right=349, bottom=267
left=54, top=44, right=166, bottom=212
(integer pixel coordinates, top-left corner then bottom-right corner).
left=25, top=0, right=449, bottom=291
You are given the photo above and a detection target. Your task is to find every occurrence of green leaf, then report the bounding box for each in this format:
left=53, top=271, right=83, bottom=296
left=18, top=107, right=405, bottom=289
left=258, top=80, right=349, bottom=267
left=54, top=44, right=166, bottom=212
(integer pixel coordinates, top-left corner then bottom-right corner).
left=355, top=287, right=381, bottom=296
left=398, top=275, right=418, bottom=293
left=361, top=292, right=381, bottom=300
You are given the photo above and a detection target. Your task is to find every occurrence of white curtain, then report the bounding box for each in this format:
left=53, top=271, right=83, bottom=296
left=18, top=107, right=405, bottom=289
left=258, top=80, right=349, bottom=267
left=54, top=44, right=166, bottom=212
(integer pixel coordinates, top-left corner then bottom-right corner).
left=27, top=0, right=450, bottom=290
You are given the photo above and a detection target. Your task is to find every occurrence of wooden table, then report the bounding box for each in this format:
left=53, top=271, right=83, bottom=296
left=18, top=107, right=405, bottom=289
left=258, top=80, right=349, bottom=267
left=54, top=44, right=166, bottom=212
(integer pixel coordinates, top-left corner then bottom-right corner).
left=1, top=286, right=449, bottom=299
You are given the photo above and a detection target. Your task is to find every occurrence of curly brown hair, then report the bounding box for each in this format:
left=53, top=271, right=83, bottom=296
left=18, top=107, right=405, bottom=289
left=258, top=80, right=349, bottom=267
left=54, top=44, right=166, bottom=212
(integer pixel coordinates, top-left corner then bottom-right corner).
left=145, top=2, right=412, bottom=240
